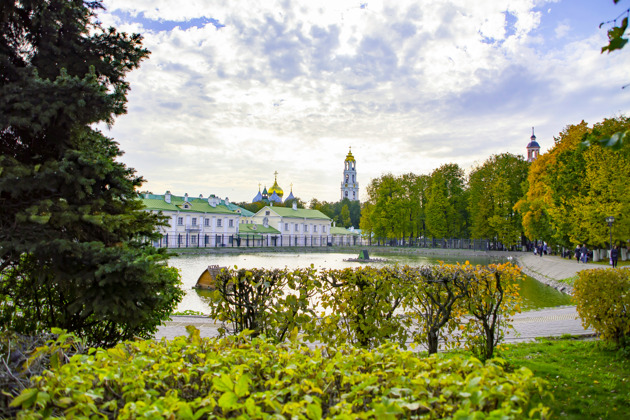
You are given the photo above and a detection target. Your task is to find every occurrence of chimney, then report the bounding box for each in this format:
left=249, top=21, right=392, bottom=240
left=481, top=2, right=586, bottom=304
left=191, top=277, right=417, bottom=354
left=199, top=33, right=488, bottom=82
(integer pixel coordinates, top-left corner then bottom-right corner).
left=225, top=197, right=230, bottom=205
left=165, top=191, right=172, bottom=204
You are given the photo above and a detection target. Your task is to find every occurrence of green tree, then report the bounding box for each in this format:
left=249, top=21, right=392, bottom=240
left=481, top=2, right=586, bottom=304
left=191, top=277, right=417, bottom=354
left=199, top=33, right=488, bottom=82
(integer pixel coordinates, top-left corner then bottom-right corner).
left=425, top=164, right=467, bottom=238
left=468, top=154, right=528, bottom=247
left=0, top=0, right=183, bottom=347
left=340, top=204, right=351, bottom=227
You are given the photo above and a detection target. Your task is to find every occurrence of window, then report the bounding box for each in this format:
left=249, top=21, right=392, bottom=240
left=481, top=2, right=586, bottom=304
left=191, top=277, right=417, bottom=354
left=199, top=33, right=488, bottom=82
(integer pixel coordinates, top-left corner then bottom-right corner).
left=295, top=223, right=298, bottom=231
left=304, top=224, right=308, bottom=232
left=177, top=217, right=183, bottom=225
left=192, top=217, right=197, bottom=226
left=345, top=191, right=348, bottom=197
left=228, top=219, right=234, bottom=228
left=204, top=218, right=209, bottom=226
left=265, top=211, right=270, bottom=216
left=323, top=226, right=327, bottom=233
left=217, top=219, right=222, bottom=227
left=285, top=223, right=289, bottom=231
left=314, top=225, right=318, bottom=233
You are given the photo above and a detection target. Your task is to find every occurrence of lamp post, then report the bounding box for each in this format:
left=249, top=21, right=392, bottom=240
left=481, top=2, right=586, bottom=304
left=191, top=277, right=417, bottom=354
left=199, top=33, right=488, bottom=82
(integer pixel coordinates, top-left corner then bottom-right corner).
left=606, top=216, right=615, bottom=261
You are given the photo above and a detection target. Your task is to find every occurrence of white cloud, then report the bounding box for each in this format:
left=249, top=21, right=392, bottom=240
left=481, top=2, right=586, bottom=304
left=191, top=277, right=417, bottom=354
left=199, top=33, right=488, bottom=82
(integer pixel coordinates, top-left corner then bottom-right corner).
left=100, top=0, right=630, bottom=203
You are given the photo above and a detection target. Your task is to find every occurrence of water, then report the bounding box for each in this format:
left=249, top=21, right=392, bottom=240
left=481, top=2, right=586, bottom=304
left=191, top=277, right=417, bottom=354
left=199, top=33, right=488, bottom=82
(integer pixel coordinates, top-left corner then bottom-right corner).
left=169, top=251, right=573, bottom=314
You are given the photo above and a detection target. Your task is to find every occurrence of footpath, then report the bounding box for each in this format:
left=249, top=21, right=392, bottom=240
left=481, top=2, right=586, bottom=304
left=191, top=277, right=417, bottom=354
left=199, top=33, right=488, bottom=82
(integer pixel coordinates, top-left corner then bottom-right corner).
left=155, top=253, right=601, bottom=343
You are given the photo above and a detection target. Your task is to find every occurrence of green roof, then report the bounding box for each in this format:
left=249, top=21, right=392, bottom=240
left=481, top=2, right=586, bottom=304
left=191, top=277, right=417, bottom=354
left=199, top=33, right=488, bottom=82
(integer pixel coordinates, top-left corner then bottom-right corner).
left=259, top=206, right=331, bottom=220
left=330, top=226, right=359, bottom=235
left=239, top=223, right=280, bottom=234
left=141, top=194, right=237, bottom=215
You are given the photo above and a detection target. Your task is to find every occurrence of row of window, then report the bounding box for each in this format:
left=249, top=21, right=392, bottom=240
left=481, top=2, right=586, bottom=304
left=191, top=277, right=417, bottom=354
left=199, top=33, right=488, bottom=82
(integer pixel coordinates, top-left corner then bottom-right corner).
left=283, top=222, right=327, bottom=233
left=177, top=216, right=234, bottom=228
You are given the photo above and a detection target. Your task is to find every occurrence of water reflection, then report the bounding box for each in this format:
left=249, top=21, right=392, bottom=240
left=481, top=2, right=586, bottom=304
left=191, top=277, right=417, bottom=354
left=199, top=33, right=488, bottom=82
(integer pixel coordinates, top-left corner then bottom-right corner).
left=169, top=251, right=573, bottom=314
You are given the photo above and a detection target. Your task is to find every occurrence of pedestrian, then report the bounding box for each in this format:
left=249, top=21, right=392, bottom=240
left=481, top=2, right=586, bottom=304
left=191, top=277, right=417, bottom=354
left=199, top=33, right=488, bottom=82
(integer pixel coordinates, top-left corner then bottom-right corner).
left=543, top=242, right=548, bottom=255
left=580, top=244, right=588, bottom=263
left=574, top=245, right=580, bottom=263
left=611, top=245, right=619, bottom=268
left=538, top=244, right=543, bottom=258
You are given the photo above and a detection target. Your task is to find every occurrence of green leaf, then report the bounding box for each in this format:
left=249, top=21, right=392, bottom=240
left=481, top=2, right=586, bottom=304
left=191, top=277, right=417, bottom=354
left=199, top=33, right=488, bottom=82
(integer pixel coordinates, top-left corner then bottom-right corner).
left=218, top=391, right=239, bottom=411
left=10, top=388, right=38, bottom=408
left=213, top=374, right=234, bottom=393
left=306, top=403, right=323, bottom=420
left=234, top=374, right=250, bottom=398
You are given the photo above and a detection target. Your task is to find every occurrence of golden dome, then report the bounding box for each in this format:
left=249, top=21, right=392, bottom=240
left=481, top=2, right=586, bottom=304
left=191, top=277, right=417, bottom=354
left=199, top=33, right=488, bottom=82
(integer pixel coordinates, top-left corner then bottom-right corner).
left=267, top=171, right=284, bottom=198
left=345, top=147, right=355, bottom=162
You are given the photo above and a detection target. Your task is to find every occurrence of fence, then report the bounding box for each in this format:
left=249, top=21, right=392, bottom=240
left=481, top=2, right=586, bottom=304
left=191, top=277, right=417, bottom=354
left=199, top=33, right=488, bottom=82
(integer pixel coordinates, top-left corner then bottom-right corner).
left=151, top=233, right=517, bottom=251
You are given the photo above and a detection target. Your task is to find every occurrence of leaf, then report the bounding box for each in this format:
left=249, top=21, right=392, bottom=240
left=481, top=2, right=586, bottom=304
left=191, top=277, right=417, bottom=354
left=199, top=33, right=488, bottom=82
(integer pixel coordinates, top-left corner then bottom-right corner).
left=306, top=403, right=323, bottom=420
left=218, top=391, right=239, bottom=411
left=234, top=374, right=250, bottom=398
left=10, top=389, right=38, bottom=408
left=213, top=374, right=234, bottom=393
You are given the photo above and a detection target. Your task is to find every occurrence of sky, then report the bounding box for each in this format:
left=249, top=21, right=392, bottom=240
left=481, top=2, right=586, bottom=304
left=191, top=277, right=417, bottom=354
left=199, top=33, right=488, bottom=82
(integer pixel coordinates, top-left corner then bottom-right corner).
left=98, top=0, right=630, bottom=204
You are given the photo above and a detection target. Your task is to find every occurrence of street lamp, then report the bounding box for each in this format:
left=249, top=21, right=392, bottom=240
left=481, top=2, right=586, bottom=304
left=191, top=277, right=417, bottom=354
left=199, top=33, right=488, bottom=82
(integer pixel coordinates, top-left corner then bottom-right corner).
left=606, top=216, right=615, bottom=260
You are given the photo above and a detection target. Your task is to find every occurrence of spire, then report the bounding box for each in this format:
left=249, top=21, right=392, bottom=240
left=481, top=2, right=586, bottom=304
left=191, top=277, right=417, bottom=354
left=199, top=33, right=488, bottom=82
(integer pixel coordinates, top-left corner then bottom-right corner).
left=531, top=126, right=536, bottom=141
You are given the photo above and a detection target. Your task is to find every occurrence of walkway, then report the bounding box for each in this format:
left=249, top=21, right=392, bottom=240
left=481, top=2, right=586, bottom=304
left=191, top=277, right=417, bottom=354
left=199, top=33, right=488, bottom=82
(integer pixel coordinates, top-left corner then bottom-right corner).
left=154, top=253, right=601, bottom=342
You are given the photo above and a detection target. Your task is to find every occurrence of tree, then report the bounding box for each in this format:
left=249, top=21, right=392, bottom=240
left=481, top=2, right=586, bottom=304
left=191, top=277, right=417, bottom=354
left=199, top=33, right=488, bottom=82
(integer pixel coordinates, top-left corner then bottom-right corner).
left=516, top=117, right=630, bottom=249
left=0, top=0, right=183, bottom=346
left=468, top=154, right=528, bottom=247
left=426, top=164, right=467, bottom=238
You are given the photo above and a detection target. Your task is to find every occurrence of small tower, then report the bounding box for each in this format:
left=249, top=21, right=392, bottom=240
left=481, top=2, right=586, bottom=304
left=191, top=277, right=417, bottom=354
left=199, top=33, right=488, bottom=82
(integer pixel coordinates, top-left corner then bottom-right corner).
left=340, top=147, right=359, bottom=202
left=527, top=127, right=540, bottom=163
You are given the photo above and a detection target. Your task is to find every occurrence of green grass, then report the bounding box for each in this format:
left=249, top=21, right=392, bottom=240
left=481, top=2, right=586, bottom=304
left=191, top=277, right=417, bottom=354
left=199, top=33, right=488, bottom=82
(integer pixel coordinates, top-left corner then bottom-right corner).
left=499, top=338, right=630, bottom=419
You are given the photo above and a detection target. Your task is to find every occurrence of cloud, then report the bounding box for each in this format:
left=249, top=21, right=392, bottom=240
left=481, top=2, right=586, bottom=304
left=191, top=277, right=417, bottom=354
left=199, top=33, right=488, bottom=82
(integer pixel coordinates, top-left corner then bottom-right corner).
left=100, top=0, right=630, bottom=203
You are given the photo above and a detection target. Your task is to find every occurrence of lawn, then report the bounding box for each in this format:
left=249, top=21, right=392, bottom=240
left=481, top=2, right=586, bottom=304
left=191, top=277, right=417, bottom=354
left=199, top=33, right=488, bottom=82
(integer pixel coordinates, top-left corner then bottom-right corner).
left=500, top=337, right=630, bottom=419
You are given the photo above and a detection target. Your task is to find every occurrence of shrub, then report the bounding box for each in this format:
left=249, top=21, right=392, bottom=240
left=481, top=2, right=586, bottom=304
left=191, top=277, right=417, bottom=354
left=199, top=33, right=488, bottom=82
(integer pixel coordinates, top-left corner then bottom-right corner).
left=11, top=328, right=551, bottom=419
left=318, top=266, right=410, bottom=348
left=1, top=329, right=86, bottom=418
left=209, top=267, right=318, bottom=342
left=459, top=263, right=523, bottom=361
left=401, top=264, right=472, bottom=354
left=574, top=267, right=630, bottom=348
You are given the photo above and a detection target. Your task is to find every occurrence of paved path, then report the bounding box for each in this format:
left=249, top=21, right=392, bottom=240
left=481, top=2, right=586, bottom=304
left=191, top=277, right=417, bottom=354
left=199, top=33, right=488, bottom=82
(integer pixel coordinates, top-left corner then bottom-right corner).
left=155, top=253, right=602, bottom=342
left=154, top=306, right=594, bottom=343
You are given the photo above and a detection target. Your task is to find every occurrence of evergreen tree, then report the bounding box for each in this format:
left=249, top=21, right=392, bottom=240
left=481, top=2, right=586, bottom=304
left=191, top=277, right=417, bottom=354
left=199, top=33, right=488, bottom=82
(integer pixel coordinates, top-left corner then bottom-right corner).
left=0, top=0, right=183, bottom=346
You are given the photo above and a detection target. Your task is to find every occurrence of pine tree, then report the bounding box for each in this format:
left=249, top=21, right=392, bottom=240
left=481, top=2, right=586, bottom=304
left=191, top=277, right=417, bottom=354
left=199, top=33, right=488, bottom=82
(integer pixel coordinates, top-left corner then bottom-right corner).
left=0, top=0, right=183, bottom=346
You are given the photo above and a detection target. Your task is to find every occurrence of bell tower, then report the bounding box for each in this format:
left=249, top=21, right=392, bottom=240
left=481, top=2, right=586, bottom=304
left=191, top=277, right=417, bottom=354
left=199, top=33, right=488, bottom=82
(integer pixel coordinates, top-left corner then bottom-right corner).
left=527, top=127, right=541, bottom=163
left=340, top=147, right=359, bottom=202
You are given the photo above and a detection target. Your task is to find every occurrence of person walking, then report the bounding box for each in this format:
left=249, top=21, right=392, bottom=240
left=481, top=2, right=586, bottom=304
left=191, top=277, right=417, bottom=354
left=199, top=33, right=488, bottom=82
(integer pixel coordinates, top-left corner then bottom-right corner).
left=611, top=245, right=619, bottom=268
left=580, top=244, right=588, bottom=263
left=574, top=245, right=581, bottom=263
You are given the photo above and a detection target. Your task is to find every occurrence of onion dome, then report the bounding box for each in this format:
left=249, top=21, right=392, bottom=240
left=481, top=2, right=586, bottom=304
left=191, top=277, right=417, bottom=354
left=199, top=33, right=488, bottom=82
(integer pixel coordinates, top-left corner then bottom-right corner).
left=267, top=171, right=284, bottom=199
left=345, top=147, right=355, bottom=162
left=527, top=127, right=540, bottom=149
left=269, top=191, right=282, bottom=203
left=284, top=184, right=295, bottom=202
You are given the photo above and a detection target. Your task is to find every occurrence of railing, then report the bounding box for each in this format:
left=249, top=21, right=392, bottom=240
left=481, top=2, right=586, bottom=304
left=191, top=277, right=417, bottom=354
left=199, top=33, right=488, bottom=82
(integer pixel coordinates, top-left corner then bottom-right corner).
left=151, top=233, right=522, bottom=251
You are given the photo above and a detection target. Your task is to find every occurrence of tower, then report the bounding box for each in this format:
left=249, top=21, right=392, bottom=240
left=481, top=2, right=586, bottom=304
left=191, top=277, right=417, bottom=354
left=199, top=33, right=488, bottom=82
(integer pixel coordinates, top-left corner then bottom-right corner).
left=340, top=147, right=359, bottom=201
left=527, top=127, right=540, bottom=163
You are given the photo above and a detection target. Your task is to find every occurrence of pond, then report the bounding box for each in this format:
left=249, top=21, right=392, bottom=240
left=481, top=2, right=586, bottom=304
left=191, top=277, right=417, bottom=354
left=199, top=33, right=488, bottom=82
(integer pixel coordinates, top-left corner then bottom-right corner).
left=168, top=251, right=574, bottom=314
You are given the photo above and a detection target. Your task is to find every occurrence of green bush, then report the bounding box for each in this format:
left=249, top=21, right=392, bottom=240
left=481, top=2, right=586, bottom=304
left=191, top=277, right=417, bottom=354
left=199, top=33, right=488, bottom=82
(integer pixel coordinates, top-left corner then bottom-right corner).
left=209, top=267, right=318, bottom=342
left=11, top=328, right=550, bottom=419
left=318, top=266, right=410, bottom=348
left=574, top=267, right=630, bottom=348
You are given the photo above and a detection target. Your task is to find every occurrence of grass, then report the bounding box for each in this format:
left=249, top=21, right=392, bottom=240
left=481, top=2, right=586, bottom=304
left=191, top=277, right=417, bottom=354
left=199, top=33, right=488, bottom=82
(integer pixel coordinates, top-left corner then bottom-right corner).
left=499, top=337, right=630, bottom=419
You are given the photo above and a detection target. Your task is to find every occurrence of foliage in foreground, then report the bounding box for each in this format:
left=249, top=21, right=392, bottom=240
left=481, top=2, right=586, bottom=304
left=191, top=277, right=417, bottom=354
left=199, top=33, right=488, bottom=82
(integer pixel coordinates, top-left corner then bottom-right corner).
left=11, top=328, right=550, bottom=419
left=574, top=267, right=630, bottom=348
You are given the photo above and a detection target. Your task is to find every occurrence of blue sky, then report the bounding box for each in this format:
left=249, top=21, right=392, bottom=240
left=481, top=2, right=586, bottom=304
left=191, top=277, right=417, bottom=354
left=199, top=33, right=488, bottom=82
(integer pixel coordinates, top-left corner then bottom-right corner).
left=99, top=0, right=630, bottom=203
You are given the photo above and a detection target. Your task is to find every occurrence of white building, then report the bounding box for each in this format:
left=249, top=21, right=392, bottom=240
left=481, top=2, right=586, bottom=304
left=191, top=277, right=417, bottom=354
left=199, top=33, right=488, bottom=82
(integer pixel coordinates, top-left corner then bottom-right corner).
left=251, top=203, right=333, bottom=247
left=142, top=192, right=244, bottom=248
